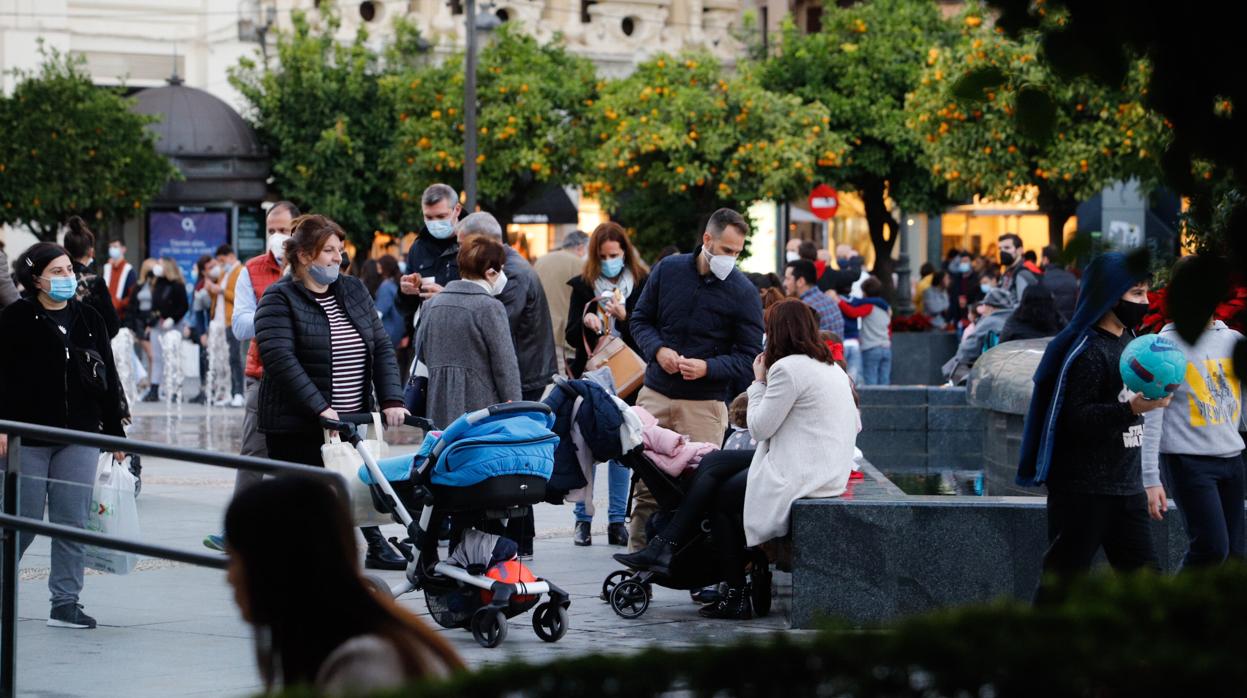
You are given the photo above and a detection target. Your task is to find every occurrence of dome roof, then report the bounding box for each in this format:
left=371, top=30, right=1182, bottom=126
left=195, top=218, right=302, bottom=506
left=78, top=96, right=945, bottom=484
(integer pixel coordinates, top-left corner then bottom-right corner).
left=131, top=78, right=263, bottom=158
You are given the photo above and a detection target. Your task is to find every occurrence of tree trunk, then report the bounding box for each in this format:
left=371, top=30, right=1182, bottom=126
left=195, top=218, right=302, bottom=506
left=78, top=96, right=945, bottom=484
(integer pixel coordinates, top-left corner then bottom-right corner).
left=1037, top=189, right=1078, bottom=251
left=862, top=177, right=899, bottom=301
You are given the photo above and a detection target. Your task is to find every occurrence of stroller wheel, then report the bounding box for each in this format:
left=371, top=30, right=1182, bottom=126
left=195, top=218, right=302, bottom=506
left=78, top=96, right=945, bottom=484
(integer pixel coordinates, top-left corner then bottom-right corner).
left=471, top=608, right=508, bottom=648
left=609, top=579, right=650, bottom=619
left=363, top=575, right=393, bottom=599
left=531, top=602, right=569, bottom=642
left=600, top=569, right=633, bottom=602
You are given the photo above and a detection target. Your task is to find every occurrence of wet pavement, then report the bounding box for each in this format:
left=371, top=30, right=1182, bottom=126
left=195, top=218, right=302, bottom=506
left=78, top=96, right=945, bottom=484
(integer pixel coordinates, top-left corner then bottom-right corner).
left=9, top=405, right=799, bottom=697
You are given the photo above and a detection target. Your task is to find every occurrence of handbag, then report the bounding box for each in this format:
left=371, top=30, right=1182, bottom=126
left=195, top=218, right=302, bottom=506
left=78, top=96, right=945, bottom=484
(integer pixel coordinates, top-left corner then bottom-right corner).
left=322, top=414, right=392, bottom=526
left=85, top=452, right=141, bottom=574
left=404, top=307, right=430, bottom=416
left=582, top=294, right=646, bottom=399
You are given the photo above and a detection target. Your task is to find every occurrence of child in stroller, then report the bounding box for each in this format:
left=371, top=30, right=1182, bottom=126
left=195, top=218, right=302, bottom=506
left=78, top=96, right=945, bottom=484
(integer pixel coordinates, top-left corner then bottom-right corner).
left=602, top=446, right=772, bottom=621
left=321, top=402, right=571, bottom=648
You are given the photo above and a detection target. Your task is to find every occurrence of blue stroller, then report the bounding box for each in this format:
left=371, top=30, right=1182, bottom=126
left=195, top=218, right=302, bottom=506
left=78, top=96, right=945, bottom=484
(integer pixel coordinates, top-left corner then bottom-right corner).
left=321, top=402, right=570, bottom=648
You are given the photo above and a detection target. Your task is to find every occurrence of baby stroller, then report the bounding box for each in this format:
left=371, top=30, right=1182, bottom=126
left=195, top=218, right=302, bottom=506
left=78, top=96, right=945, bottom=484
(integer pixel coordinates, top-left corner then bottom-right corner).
left=321, top=402, right=571, bottom=648
left=601, top=447, right=772, bottom=620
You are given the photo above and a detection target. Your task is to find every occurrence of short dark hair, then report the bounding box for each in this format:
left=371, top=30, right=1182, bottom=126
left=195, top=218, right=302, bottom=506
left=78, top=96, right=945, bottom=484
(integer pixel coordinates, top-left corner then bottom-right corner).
left=919, top=262, right=935, bottom=277
left=705, top=208, right=749, bottom=238
left=998, top=233, right=1023, bottom=249
left=62, top=216, right=95, bottom=260
left=268, top=201, right=301, bottom=218
left=786, top=259, right=818, bottom=287
left=861, top=276, right=884, bottom=298
left=797, top=240, right=818, bottom=261
left=215, top=244, right=235, bottom=257
left=1042, top=245, right=1061, bottom=264
left=1023, top=250, right=1037, bottom=264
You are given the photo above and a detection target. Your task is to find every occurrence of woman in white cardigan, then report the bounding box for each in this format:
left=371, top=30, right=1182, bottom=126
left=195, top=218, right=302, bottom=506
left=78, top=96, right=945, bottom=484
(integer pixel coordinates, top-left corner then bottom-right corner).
left=615, top=300, right=857, bottom=618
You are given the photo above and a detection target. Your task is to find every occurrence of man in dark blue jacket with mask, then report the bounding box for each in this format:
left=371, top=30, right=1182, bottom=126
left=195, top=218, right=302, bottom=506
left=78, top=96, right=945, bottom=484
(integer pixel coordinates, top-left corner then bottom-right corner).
left=626, top=208, right=764, bottom=550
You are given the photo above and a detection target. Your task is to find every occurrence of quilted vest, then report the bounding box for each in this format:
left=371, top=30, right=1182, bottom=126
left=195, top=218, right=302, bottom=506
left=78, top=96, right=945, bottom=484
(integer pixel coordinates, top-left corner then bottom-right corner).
left=244, top=252, right=284, bottom=379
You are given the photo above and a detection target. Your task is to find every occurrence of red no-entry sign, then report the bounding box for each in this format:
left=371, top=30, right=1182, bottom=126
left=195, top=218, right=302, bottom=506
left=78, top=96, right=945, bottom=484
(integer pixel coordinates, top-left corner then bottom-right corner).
left=808, top=184, right=839, bottom=220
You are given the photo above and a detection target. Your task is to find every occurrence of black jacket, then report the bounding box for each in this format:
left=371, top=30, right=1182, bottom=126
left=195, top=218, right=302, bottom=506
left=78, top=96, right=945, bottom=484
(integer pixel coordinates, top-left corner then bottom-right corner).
left=542, top=379, right=625, bottom=499
left=0, top=298, right=125, bottom=443
left=630, top=248, right=764, bottom=401
left=499, top=247, right=557, bottom=395
left=73, top=260, right=120, bottom=338
left=398, top=230, right=460, bottom=317
left=151, top=278, right=189, bottom=325
left=255, top=275, right=403, bottom=434
left=564, top=274, right=647, bottom=378
left=1042, top=266, right=1079, bottom=322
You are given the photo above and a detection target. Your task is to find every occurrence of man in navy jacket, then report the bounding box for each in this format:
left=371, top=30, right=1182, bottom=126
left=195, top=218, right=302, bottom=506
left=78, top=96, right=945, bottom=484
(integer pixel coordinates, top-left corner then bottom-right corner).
left=627, top=208, right=764, bottom=550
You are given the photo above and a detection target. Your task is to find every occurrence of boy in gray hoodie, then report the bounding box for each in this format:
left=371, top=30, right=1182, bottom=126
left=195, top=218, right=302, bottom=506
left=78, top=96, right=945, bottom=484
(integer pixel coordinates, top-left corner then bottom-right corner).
left=1142, top=318, right=1246, bottom=568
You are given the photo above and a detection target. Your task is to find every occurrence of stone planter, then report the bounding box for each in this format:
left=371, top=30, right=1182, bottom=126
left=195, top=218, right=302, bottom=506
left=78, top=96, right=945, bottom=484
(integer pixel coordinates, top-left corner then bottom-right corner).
left=888, top=331, right=959, bottom=385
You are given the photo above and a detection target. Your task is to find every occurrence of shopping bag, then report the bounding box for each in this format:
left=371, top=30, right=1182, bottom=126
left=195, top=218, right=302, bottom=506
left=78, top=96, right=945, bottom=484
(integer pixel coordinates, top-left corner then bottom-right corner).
left=582, top=295, right=645, bottom=398
left=85, top=452, right=141, bottom=575
left=322, top=416, right=391, bottom=526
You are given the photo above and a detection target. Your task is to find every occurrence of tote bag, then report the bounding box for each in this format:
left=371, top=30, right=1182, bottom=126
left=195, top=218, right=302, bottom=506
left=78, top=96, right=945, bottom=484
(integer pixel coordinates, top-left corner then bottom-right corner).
left=582, top=294, right=646, bottom=399
left=321, top=414, right=392, bottom=526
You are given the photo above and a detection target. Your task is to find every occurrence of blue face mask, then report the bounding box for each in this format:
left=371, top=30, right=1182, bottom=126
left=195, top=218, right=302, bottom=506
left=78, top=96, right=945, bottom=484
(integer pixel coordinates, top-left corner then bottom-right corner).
left=308, top=263, right=340, bottom=286
left=980, top=283, right=993, bottom=295
left=956, top=262, right=972, bottom=274
left=426, top=219, right=454, bottom=239
left=600, top=257, right=624, bottom=278
left=44, top=275, right=78, bottom=302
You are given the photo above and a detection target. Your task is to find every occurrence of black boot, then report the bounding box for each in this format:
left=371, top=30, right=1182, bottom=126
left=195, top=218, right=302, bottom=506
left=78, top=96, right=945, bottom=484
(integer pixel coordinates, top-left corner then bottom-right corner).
left=362, top=527, right=406, bottom=570
left=698, top=585, right=753, bottom=620
left=573, top=521, right=591, bottom=546
left=612, top=535, right=675, bottom=576
left=607, top=522, right=629, bottom=547
left=142, top=384, right=161, bottom=402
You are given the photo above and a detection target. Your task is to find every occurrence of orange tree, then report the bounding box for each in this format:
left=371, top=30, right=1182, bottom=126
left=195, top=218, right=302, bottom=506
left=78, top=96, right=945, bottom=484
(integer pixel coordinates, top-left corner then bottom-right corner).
left=582, top=53, right=843, bottom=258
left=757, top=0, right=954, bottom=295
left=382, top=24, right=597, bottom=229
left=0, top=48, right=175, bottom=241
left=906, top=5, right=1169, bottom=249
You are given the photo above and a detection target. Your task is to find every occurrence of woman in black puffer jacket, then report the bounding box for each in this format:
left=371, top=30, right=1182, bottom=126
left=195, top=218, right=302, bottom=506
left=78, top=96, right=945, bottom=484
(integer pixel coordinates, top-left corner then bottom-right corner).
left=254, top=215, right=408, bottom=570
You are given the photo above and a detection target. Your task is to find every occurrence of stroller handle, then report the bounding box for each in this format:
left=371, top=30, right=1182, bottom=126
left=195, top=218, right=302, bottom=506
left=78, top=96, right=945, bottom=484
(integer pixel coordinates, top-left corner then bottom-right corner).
left=321, top=413, right=436, bottom=433
left=464, top=401, right=553, bottom=425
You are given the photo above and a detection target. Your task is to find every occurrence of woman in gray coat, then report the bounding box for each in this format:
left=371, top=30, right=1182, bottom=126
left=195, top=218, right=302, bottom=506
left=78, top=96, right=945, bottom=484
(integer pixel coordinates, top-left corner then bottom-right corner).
left=415, top=234, right=521, bottom=429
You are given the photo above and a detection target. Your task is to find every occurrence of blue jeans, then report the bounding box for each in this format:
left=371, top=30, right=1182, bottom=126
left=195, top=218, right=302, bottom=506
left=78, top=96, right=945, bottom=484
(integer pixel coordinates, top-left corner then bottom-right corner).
left=861, top=345, right=892, bottom=385
left=844, top=340, right=863, bottom=385
left=1162, top=453, right=1246, bottom=568
left=573, top=460, right=629, bottom=523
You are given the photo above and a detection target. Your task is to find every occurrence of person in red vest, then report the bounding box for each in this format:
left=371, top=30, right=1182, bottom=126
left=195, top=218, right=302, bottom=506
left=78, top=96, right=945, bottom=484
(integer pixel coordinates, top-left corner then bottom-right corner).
left=103, top=238, right=138, bottom=322
left=203, top=201, right=298, bottom=553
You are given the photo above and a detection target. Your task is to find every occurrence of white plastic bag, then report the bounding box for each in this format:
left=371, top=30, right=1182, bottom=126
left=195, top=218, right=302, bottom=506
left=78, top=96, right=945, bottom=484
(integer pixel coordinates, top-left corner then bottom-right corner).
left=322, top=414, right=391, bottom=526
left=85, top=453, right=140, bottom=574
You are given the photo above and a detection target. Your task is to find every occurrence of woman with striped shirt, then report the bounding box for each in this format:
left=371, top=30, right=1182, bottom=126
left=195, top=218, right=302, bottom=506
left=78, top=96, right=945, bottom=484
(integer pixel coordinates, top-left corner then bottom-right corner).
left=254, top=214, right=408, bottom=569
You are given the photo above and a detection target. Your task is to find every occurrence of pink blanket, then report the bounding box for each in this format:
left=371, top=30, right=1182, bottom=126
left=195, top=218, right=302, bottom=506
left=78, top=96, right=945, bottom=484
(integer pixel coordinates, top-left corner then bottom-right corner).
left=631, top=406, right=720, bottom=477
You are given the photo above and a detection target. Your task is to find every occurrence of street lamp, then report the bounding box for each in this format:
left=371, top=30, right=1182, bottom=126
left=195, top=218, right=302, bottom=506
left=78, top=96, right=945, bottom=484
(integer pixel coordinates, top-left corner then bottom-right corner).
left=463, top=0, right=502, bottom=212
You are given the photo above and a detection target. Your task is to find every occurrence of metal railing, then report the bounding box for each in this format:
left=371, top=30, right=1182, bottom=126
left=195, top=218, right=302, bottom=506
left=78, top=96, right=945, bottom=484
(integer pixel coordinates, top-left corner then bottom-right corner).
left=0, top=419, right=348, bottom=698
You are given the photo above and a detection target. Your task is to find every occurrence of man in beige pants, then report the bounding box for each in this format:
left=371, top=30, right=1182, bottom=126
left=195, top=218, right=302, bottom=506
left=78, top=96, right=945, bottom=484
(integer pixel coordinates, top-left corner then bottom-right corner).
left=626, top=209, right=764, bottom=551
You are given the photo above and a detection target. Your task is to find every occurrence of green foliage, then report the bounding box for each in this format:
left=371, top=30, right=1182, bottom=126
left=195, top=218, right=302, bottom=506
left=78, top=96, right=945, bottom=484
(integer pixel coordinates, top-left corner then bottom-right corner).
left=0, top=47, right=176, bottom=241
left=757, top=0, right=954, bottom=292
left=382, top=25, right=598, bottom=230
left=907, top=4, right=1169, bottom=246
left=270, top=564, right=1247, bottom=697
left=229, top=4, right=412, bottom=245
left=583, top=53, right=842, bottom=258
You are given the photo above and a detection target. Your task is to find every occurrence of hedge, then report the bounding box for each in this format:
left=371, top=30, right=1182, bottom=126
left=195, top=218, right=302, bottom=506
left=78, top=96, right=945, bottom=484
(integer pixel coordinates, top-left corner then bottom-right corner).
left=286, top=564, right=1247, bottom=697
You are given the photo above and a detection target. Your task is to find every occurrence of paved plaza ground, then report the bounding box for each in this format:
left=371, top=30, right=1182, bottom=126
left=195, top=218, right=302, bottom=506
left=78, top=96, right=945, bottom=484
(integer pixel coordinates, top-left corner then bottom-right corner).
left=9, top=401, right=796, bottom=697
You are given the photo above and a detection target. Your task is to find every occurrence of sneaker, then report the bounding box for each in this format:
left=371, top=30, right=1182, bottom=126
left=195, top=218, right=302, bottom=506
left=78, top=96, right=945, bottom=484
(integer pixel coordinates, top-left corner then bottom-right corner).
left=203, top=534, right=226, bottom=552
left=48, top=603, right=97, bottom=629
left=230, top=393, right=245, bottom=408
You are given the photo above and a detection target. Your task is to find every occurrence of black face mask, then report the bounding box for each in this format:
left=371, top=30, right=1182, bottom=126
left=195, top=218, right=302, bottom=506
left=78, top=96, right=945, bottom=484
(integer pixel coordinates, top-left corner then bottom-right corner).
left=999, top=251, right=1016, bottom=267
left=1112, top=299, right=1149, bottom=330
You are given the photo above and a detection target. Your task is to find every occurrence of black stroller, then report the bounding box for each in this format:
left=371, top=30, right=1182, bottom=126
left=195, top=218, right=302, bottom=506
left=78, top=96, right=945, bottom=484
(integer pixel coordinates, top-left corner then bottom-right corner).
left=602, top=447, right=772, bottom=619
left=321, top=402, right=571, bottom=648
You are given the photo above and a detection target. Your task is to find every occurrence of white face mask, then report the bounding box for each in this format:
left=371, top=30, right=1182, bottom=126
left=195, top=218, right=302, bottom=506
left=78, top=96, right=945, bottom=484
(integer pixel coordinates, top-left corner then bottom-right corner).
left=150, top=264, right=164, bottom=278
left=785, top=251, right=800, bottom=263
left=490, top=270, right=508, bottom=296
left=703, top=247, right=736, bottom=281
left=208, top=266, right=223, bottom=280
left=268, top=234, right=291, bottom=263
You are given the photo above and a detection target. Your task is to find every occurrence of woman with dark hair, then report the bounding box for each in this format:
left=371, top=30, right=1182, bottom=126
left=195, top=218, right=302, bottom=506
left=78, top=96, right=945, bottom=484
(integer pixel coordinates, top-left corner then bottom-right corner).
left=1001, top=284, right=1067, bottom=342
left=616, top=299, right=857, bottom=618
left=225, top=476, right=462, bottom=692
left=254, top=214, right=409, bottom=571
left=373, top=255, right=410, bottom=383
left=358, top=258, right=383, bottom=298
left=0, top=242, right=126, bottom=629
left=563, top=222, right=649, bottom=546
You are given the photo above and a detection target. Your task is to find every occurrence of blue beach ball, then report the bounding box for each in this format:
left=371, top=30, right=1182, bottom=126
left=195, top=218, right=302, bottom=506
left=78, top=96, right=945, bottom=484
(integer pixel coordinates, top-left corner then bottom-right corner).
left=1119, top=334, right=1188, bottom=399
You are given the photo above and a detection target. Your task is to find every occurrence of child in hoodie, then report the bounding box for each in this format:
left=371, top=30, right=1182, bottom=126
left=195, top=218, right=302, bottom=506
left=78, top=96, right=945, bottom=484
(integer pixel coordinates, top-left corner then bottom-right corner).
left=838, top=276, right=891, bottom=386
left=1142, top=313, right=1246, bottom=568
